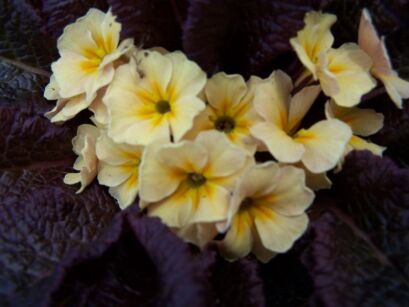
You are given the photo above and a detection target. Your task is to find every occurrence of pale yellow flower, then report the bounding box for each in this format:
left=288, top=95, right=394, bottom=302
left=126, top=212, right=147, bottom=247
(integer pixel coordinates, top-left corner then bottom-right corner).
left=64, top=124, right=100, bottom=193
left=96, top=132, right=144, bottom=209
left=359, top=8, right=409, bottom=108
left=325, top=99, right=385, bottom=161
left=139, top=131, right=251, bottom=231
left=218, top=162, right=314, bottom=263
left=185, top=72, right=262, bottom=152
left=250, top=70, right=351, bottom=173
left=46, top=8, right=133, bottom=115
left=316, top=43, right=377, bottom=107
left=290, top=11, right=337, bottom=78
left=104, top=51, right=206, bottom=145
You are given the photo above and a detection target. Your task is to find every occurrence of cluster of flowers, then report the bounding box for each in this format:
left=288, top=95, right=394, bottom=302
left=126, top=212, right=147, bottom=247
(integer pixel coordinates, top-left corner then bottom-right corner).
left=44, top=8, right=409, bottom=262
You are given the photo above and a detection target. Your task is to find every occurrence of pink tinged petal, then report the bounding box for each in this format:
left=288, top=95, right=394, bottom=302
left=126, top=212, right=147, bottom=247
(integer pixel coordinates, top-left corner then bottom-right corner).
left=325, top=100, right=384, bottom=136
left=349, top=135, right=386, bottom=156
left=205, top=72, right=247, bottom=112
left=169, top=96, right=206, bottom=141
left=219, top=211, right=254, bottom=261
left=190, top=184, right=230, bottom=224
left=195, top=131, right=247, bottom=178
left=381, top=73, right=409, bottom=109
left=295, top=119, right=352, bottom=173
left=255, top=211, right=309, bottom=253
left=166, top=51, right=207, bottom=100
left=147, top=183, right=194, bottom=228
left=138, top=142, right=184, bottom=203
left=253, top=71, right=292, bottom=128
left=287, top=85, right=321, bottom=132
left=109, top=175, right=139, bottom=209
left=358, top=9, right=393, bottom=76
left=261, top=165, right=314, bottom=216
left=251, top=122, right=304, bottom=163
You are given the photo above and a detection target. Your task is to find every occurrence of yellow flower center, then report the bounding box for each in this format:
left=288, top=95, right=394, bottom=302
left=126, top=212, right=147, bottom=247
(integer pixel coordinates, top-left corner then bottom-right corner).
left=155, top=100, right=171, bottom=114
left=214, top=115, right=235, bottom=133
left=186, top=172, right=206, bottom=188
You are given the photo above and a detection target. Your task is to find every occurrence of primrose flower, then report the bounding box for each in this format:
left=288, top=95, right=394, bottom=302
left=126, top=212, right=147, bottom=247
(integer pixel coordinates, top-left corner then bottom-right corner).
left=185, top=72, right=262, bottom=152
left=290, top=11, right=337, bottom=78
left=219, top=162, right=314, bottom=263
left=250, top=70, right=352, bottom=173
left=316, top=43, right=377, bottom=107
left=325, top=99, right=385, bottom=160
left=359, top=8, right=409, bottom=108
left=139, top=131, right=250, bottom=231
left=96, top=132, right=144, bottom=209
left=64, top=124, right=100, bottom=193
left=45, top=9, right=134, bottom=119
left=104, top=51, right=207, bottom=145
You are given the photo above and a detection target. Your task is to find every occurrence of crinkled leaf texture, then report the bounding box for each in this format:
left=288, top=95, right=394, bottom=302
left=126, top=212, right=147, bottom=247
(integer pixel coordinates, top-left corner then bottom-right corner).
left=303, top=151, right=409, bottom=306
left=0, top=46, right=118, bottom=305
left=183, top=0, right=315, bottom=77
left=14, top=209, right=265, bottom=307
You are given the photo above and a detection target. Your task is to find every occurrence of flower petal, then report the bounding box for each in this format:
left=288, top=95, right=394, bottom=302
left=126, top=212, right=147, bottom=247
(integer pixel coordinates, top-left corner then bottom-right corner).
left=251, top=122, right=304, bottom=163
left=253, top=70, right=292, bottom=128
left=166, top=51, right=207, bottom=100
left=219, top=211, right=254, bottom=261
left=260, top=165, right=314, bottom=216
left=287, top=85, right=321, bottom=132
left=295, top=119, right=352, bottom=173
left=139, top=142, right=184, bottom=203
left=169, top=96, right=205, bottom=141
left=325, top=99, right=384, bottom=136
left=196, top=131, right=247, bottom=178
left=255, top=211, right=308, bottom=253
left=109, top=175, right=139, bottom=209
left=205, top=72, right=247, bottom=112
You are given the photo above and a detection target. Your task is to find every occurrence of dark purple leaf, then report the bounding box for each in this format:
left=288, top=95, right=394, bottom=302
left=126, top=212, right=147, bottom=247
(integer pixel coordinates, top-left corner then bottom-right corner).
left=34, top=212, right=211, bottom=307
left=260, top=252, right=313, bottom=307
left=33, top=0, right=108, bottom=43
left=107, top=0, right=185, bottom=51
left=206, top=252, right=265, bottom=307
left=0, top=0, right=55, bottom=68
left=303, top=151, right=409, bottom=306
left=183, top=0, right=313, bottom=77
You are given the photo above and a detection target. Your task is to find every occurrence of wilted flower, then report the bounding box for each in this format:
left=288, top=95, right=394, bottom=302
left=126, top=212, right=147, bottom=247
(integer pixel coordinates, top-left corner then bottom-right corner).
left=250, top=70, right=352, bottom=173
left=359, top=8, right=409, bottom=108
left=64, top=124, right=100, bottom=193
left=139, top=131, right=250, bottom=232
left=96, top=132, right=144, bottom=209
left=44, top=9, right=134, bottom=121
left=325, top=99, right=385, bottom=161
left=104, top=51, right=206, bottom=145
left=185, top=72, right=262, bottom=152
left=219, top=162, right=314, bottom=263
